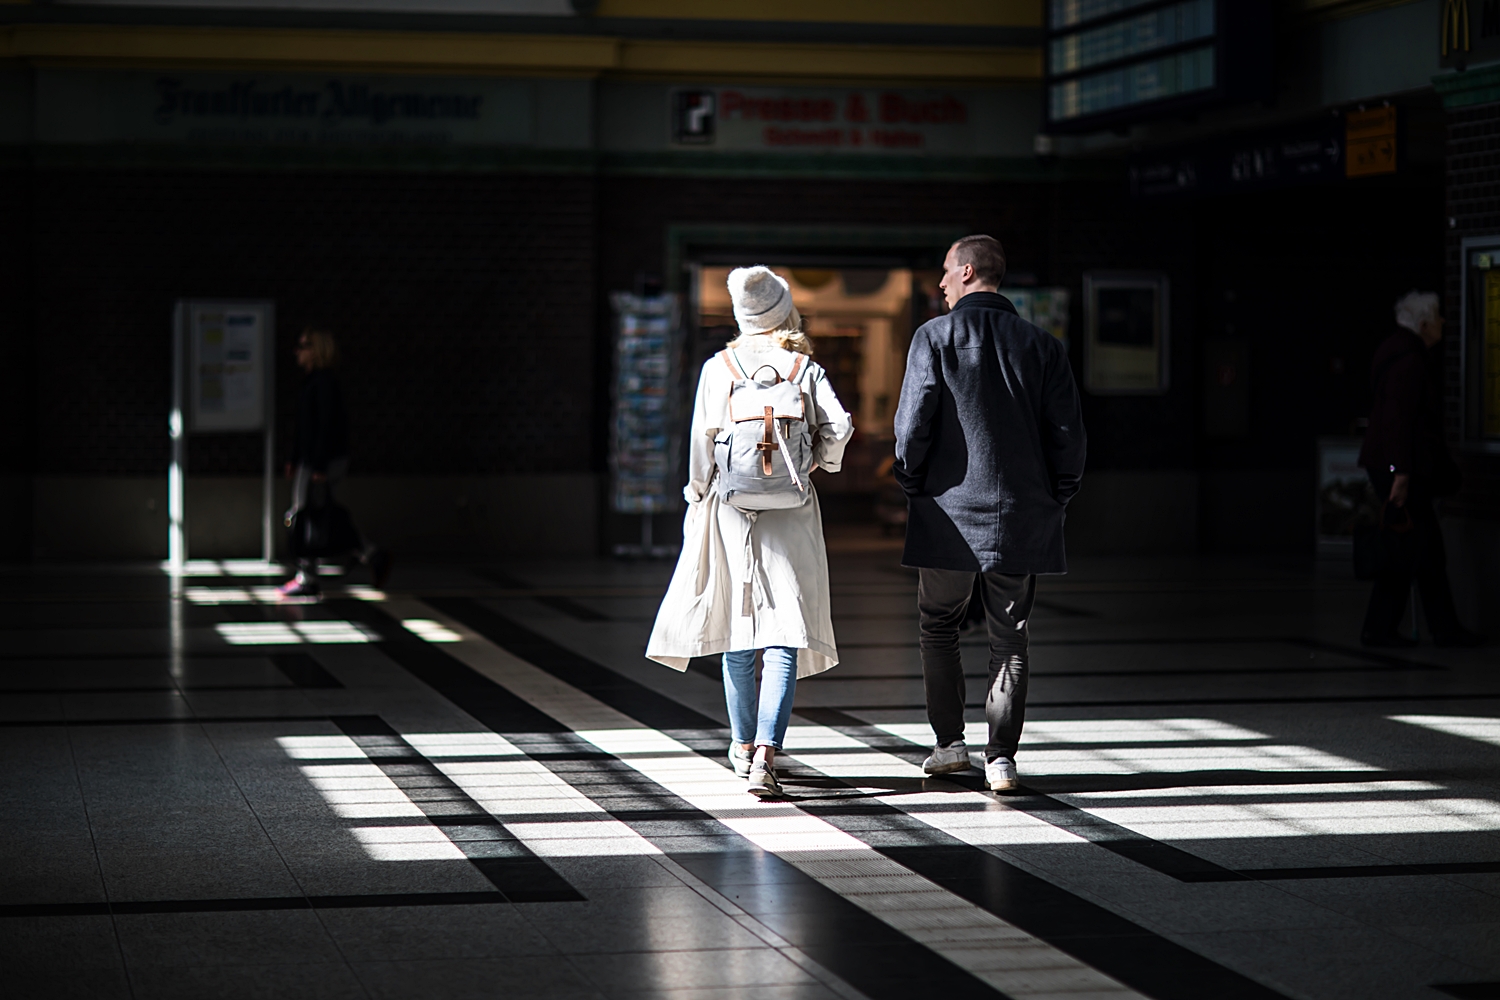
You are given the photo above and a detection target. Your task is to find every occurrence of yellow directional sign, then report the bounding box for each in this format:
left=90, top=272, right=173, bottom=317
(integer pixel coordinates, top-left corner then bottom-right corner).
left=1346, top=106, right=1397, bottom=178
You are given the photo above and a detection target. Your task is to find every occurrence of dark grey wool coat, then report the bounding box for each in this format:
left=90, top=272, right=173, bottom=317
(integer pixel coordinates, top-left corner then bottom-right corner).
left=893, top=292, right=1086, bottom=574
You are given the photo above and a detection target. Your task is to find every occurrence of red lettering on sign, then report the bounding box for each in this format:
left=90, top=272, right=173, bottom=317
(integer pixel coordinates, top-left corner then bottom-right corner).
left=879, top=93, right=966, bottom=125
left=871, top=129, right=923, bottom=148
left=845, top=93, right=870, bottom=123
left=763, top=126, right=843, bottom=146
left=723, top=91, right=837, bottom=122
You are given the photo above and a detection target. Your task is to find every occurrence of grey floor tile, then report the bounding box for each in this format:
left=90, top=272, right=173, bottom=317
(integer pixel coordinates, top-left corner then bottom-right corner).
left=528, top=909, right=767, bottom=956
left=353, top=956, right=603, bottom=1000
left=542, top=856, right=687, bottom=889
left=603, top=987, right=845, bottom=1000
left=569, top=949, right=817, bottom=992
left=115, top=910, right=344, bottom=967
left=0, top=833, right=108, bottom=904
left=319, top=904, right=560, bottom=961
left=1175, top=926, right=1488, bottom=1000
left=98, top=844, right=303, bottom=902
left=3, top=965, right=133, bottom=1000
left=1384, top=921, right=1500, bottom=975
left=127, top=961, right=369, bottom=1000
left=0, top=914, right=124, bottom=971
left=1277, top=877, right=1500, bottom=926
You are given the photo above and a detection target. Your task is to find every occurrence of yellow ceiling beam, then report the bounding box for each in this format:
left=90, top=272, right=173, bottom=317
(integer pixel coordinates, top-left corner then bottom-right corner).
left=0, top=23, right=1041, bottom=81
left=0, top=24, right=620, bottom=74
left=594, top=0, right=1043, bottom=27
left=617, top=39, right=1039, bottom=81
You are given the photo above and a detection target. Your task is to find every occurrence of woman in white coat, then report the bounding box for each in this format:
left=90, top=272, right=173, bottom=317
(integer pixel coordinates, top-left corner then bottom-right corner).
left=647, top=266, right=854, bottom=798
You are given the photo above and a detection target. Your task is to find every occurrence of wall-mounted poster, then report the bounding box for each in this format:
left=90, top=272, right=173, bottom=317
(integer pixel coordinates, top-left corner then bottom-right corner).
left=186, top=303, right=271, bottom=432
left=609, top=292, right=682, bottom=515
left=1083, top=271, right=1169, bottom=395
left=1008, top=287, right=1070, bottom=345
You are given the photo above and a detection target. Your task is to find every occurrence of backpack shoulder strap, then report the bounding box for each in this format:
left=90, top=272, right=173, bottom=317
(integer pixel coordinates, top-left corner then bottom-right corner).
left=718, top=349, right=747, bottom=379
left=787, top=353, right=808, bottom=384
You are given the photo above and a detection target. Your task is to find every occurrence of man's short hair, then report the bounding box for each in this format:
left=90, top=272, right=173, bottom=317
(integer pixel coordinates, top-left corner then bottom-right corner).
left=950, top=235, right=1007, bottom=287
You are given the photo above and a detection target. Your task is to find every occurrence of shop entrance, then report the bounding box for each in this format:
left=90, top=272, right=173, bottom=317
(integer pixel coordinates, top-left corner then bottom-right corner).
left=690, top=259, right=945, bottom=544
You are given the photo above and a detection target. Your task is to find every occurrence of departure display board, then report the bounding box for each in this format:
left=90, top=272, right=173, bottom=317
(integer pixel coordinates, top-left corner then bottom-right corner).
left=1045, top=0, right=1269, bottom=134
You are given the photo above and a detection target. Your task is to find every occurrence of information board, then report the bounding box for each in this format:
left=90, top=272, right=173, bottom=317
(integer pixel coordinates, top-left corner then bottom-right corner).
left=186, top=303, right=271, bottom=432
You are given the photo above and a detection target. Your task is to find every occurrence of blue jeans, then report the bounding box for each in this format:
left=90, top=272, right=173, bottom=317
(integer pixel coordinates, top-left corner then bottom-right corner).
left=722, top=647, right=798, bottom=750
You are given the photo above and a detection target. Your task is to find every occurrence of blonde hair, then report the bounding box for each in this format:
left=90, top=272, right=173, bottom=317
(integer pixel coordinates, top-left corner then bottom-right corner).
left=726, top=306, right=813, bottom=356
left=300, top=327, right=339, bottom=369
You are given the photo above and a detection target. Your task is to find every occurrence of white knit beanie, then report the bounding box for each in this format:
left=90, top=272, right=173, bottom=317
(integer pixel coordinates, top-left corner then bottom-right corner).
left=727, top=266, right=793, bottom=335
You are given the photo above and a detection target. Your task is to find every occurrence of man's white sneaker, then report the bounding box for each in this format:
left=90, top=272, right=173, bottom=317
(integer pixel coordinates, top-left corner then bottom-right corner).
left=728, top=742, right=753, bottom=777
left=922, top=741, right=973, bottom=775
left=986, top=757, right=1019, bottom=792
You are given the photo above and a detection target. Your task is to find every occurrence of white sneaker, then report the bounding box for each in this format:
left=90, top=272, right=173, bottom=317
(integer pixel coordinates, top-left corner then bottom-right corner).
left=986, top=757, right=1019, bottom=792
left=922, top=741, right=973, bottom=775
left=728, top=742, right=753, bottom=777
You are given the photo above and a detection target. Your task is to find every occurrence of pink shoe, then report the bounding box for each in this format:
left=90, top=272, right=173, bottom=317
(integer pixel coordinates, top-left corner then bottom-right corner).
left=278, top=577, right=320, bottom=598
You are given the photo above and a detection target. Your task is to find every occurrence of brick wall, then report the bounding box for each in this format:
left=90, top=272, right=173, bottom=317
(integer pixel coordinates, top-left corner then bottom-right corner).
left=27, top=169, right=596, bottom=477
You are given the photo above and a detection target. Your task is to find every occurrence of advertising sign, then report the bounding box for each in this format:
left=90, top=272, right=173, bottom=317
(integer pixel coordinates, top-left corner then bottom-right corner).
left=1083, top=272, right=1169, bottom=395
left=186, top=303, right=270, bottom=432
left=38, top=71, right=533, bottom=146
left=609, top=293, right=681, bottom=515
left=670, top=86, right=975, bottom=156
left=1008, top=288, right=1070, bottom=345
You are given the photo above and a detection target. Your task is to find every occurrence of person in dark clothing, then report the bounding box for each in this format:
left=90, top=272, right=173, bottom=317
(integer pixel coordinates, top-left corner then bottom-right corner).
left=1358, top=292, right=1480, bottom=647
left=893, top=235, right=1087, bottom=792
left=278, top=328, right=391, bottom=598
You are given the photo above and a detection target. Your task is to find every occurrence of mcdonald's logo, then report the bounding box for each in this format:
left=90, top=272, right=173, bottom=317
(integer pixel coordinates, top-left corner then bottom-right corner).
left=1444, top=0, right=1471, bottom=56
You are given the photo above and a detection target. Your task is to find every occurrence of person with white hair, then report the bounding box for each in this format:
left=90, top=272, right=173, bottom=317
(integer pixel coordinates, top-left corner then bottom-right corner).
left=646, top=266, right=855, bottom=797
left=1357, top=291, right=1481, bottom=647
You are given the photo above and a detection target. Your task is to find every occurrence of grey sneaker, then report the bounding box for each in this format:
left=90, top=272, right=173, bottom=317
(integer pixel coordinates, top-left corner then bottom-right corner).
left=728, top=742, right=753, bottom=777
left=923, top=741, right=973, bottom=775
left=747, top=761, right=783, bottom=798
left=985, top=757, right=1019, bottom=792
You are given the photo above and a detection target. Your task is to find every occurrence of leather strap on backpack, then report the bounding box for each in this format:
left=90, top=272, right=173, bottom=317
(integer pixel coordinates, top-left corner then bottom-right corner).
left=719, top=350, right=747, bottom=379
left=756, top=406, right=778, bottom=474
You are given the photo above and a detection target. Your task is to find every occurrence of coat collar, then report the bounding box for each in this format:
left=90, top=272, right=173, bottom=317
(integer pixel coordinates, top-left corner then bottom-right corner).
left=950, top=291, right=1017, bottom=315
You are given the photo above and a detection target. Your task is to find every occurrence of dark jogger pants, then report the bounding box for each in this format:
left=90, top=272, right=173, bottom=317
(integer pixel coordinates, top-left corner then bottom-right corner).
left=918, top=567, right=1035, bottom=762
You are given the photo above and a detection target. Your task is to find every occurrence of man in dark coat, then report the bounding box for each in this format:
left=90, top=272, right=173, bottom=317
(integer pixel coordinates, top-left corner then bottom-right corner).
left=894, top=235, right=1086, bottom=792
left=1358, top=292, right=1480, bottom=647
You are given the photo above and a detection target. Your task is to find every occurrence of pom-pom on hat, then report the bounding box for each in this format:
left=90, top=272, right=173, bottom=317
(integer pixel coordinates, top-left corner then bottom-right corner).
left=728, top=266, right=794, bottom=335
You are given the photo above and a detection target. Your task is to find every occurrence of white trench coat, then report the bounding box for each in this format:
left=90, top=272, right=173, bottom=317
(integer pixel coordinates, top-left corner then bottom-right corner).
left=646, top=335, right=855, bottom=678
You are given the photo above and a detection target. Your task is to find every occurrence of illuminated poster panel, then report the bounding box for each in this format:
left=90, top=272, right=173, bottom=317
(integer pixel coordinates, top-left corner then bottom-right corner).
left=1008, top=288, right=1071, bottom=345
left=609, top=292, right=681, bottom=515
left=1083, top=272, right=1169, bottom=395
left=186, top=304, right=270, bottom=432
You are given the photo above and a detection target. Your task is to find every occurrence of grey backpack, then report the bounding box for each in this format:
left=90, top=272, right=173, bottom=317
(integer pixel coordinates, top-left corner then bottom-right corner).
left=713, top=350, right=816, bottom=512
